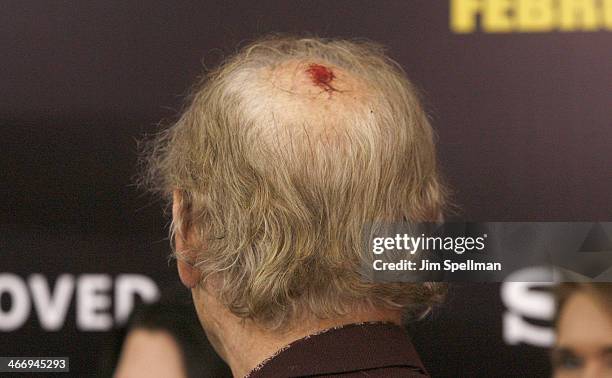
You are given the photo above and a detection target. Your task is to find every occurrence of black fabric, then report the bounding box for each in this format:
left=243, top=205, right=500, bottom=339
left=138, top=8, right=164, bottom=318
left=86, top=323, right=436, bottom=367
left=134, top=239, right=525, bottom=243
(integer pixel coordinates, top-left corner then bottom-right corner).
left=247, top=322, right=429, bottom=378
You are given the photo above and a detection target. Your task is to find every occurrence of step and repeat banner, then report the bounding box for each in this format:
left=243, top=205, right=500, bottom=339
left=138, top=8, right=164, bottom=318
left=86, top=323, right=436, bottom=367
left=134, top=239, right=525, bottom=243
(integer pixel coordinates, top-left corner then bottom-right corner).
left=1, top=1, right=611, bottom=376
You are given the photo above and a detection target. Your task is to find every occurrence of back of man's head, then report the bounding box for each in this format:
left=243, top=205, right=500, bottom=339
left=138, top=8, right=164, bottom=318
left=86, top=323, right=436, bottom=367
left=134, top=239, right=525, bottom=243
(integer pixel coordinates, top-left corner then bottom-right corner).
left=143, top=35, right=448, bottom=330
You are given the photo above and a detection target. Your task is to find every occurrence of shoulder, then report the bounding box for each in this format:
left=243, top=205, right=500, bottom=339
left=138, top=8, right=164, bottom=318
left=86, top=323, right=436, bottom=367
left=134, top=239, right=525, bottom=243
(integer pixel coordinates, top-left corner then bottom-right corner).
left=248, top=322, right=430, bottom=378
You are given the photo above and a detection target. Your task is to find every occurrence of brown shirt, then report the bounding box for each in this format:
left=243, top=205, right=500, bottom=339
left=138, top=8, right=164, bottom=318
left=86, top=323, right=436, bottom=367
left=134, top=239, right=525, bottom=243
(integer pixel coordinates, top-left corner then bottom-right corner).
left=246, top=322, right=430, bottom=377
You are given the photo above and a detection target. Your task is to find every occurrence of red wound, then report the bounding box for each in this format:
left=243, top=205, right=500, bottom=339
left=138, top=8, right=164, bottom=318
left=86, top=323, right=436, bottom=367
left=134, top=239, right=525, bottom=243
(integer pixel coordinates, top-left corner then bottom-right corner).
left=306, top=63, right=337, bottom=93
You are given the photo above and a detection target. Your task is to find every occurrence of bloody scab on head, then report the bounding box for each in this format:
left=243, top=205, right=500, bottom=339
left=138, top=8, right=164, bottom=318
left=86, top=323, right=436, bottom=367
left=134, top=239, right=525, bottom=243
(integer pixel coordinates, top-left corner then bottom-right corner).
left=306, top=63, right=337, bottom=93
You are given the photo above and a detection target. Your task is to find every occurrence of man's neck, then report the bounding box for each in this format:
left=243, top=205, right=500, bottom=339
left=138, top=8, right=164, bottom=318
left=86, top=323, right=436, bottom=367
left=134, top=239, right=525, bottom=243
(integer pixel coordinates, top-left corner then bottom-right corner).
left=215, top=309, right=402, bottom=377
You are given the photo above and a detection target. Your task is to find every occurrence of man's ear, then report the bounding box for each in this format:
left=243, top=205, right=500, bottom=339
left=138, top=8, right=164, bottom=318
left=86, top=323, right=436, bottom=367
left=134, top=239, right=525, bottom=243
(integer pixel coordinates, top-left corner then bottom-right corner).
left=172, top=190, right=201, bottom=289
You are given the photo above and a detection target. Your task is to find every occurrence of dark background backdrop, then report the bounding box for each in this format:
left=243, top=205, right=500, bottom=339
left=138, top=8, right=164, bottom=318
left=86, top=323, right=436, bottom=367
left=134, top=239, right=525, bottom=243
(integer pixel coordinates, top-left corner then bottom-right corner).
left=1, top=1, right=610, bottom=377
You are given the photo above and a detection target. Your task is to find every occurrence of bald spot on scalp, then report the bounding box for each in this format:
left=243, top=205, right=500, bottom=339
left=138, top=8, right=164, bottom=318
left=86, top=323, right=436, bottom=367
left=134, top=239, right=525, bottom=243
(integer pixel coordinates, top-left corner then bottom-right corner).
left=245, top=59, right=377, bottom=139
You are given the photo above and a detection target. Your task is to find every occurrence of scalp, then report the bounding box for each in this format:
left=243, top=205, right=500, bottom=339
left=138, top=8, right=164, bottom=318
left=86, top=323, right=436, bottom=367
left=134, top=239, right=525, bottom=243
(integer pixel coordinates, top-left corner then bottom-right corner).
left=239, top=59, right=378, bottom=140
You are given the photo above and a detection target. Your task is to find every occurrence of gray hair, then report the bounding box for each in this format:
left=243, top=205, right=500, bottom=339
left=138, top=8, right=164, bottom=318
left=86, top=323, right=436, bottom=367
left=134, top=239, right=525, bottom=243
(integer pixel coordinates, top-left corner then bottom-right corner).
left=141, top=34, right=449, bottom=330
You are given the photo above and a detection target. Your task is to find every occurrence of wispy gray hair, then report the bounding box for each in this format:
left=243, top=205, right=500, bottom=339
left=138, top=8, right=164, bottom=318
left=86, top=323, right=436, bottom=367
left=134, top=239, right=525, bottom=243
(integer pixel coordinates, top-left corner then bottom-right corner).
left=140, top=34, right=449, bottom=330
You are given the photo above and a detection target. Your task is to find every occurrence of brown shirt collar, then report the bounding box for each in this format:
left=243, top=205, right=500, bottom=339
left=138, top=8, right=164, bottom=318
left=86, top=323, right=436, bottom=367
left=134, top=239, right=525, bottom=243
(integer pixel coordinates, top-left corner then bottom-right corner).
left=246, top=322, right=429, bottom=377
